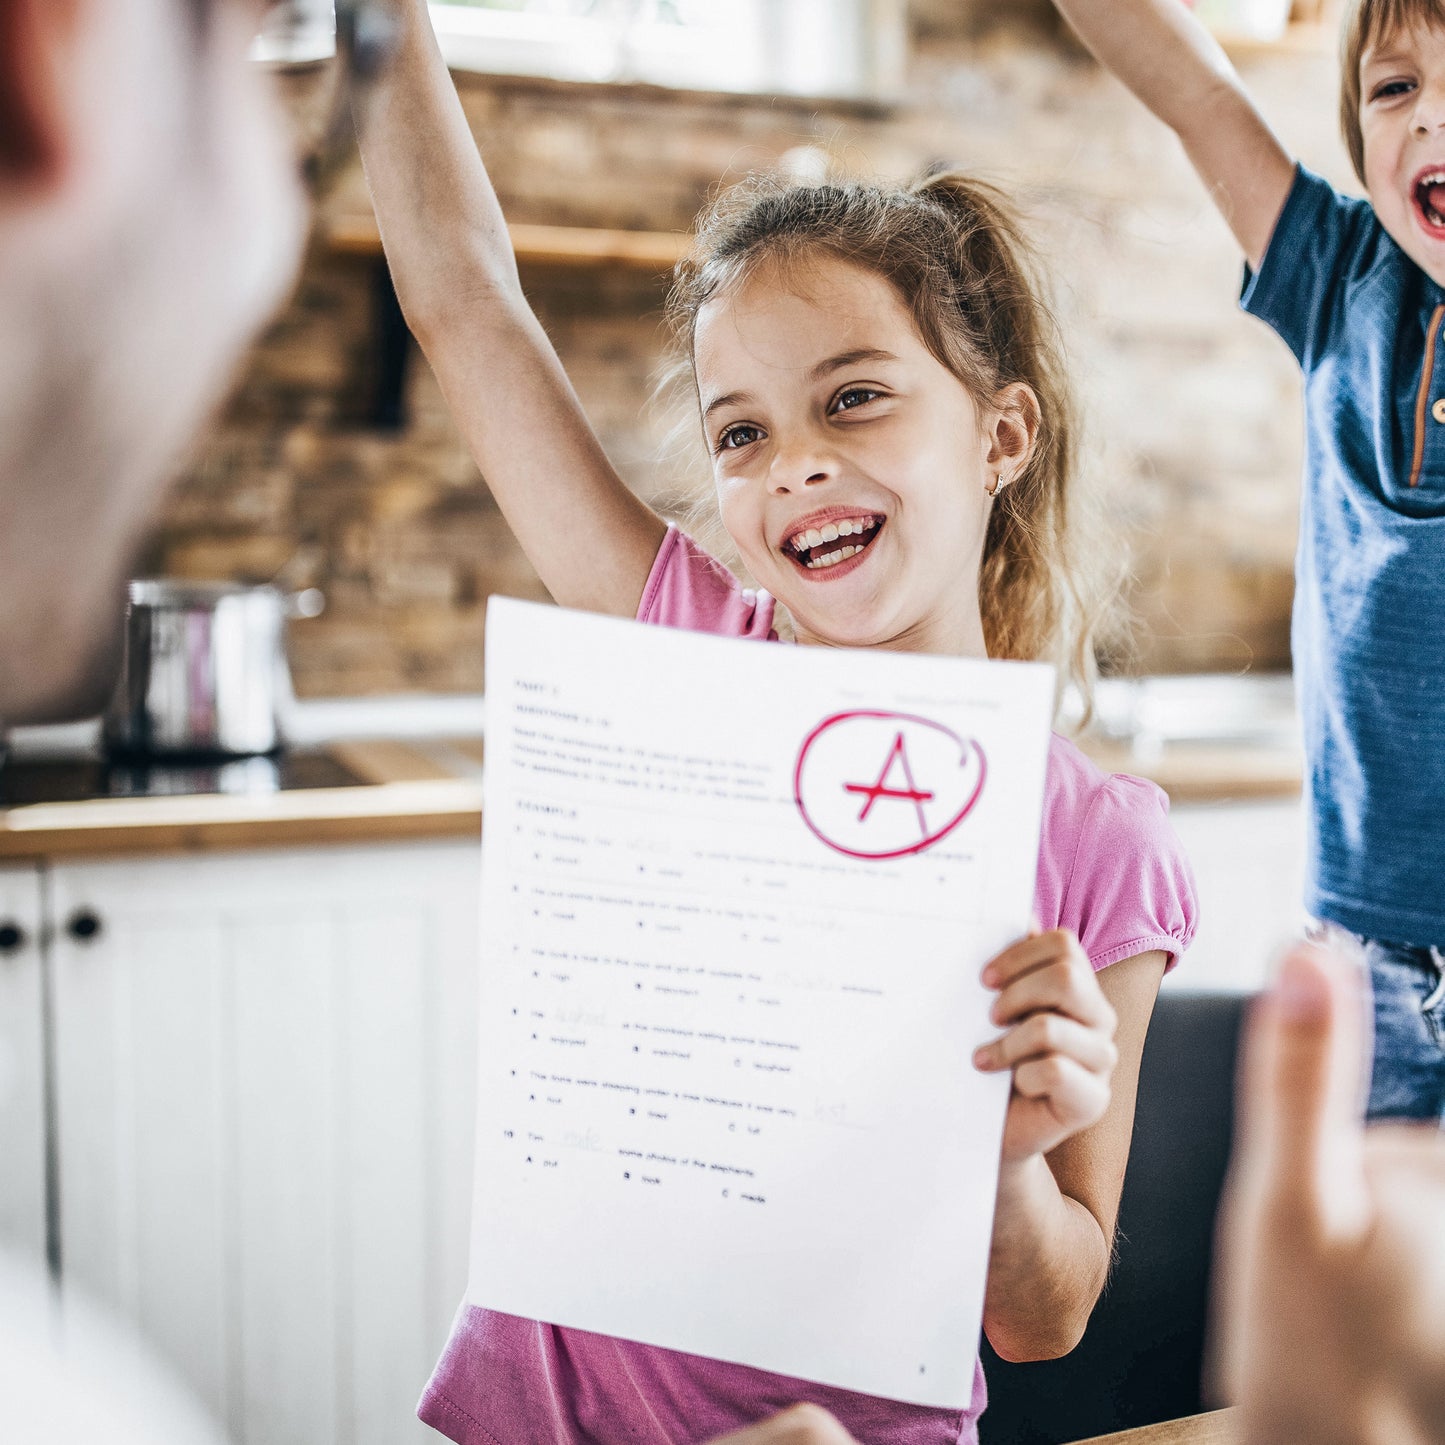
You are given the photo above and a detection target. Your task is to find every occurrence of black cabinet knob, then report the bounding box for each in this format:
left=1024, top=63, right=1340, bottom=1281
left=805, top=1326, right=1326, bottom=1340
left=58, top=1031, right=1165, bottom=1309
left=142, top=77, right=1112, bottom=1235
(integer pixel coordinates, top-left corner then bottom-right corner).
left=66, top=909, right=103, bottom=943
left=0, top=920, right=26, bottom=954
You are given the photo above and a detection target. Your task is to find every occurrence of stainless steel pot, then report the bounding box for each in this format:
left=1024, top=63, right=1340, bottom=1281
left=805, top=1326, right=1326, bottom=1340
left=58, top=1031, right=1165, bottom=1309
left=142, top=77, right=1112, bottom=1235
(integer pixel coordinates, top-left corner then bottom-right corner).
left=102, top=581, right=324, bottom=758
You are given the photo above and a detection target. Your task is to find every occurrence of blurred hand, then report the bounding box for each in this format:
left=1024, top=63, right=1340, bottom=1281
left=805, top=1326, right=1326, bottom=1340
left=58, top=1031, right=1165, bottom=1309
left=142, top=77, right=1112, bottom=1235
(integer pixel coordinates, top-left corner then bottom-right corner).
left=1213, top=943, right=1445, bottom=1445
left=706, top=1403, right=858, bottom=1444
left=973, top=927, right=1119, bottom=1162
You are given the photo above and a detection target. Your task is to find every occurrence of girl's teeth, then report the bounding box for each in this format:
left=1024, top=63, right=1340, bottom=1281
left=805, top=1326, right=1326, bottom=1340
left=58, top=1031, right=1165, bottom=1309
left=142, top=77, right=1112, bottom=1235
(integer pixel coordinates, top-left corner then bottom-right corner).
left=805, top=544, right=861, bottom=569
left=785, top=516, right=880, bottom=559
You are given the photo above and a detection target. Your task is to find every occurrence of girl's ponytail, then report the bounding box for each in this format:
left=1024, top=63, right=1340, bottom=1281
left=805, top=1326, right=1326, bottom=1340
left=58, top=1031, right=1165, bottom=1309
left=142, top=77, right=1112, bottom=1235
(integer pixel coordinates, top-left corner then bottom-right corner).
left=910, top=170, right=1115, bottom=708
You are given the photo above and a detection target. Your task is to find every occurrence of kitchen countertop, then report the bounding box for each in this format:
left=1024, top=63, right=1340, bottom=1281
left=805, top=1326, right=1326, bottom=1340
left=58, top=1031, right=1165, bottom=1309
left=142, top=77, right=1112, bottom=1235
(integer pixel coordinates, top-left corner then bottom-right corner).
left=0, top=732, right=486, bottom=861
left=1073, top=673, right=1302, bottom=801
left=0, top=679, right=1302, bottom=861
left=1075, top=736, right=1301, bottom=802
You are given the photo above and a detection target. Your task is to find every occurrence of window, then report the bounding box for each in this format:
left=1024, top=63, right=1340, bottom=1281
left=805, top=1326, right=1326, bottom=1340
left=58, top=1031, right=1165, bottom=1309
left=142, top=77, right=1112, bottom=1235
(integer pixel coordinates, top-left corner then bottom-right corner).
left=428, top=0, right=905, bottom=100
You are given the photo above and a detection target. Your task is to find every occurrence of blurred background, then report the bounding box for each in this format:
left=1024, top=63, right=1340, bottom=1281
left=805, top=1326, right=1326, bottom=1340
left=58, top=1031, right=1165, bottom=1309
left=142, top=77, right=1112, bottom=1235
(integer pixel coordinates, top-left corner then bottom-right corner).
left=166, top=0, right=1343, bottom=694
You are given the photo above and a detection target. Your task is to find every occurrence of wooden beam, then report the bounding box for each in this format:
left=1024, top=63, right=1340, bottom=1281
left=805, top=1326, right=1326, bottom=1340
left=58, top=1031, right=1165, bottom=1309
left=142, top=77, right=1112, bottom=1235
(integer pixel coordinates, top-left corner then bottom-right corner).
left=325, top=215, right=691, bottom=273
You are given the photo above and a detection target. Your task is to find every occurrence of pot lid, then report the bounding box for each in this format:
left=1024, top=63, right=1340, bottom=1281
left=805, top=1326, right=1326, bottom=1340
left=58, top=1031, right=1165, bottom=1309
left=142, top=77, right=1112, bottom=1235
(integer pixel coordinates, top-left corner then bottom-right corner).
left=127, top=579, right=285, bottom=607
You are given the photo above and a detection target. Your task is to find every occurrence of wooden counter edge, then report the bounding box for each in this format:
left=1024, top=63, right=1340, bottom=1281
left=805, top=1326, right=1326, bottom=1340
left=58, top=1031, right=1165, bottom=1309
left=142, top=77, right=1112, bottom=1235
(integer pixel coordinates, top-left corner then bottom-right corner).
left=1066, top=1406, right=1238, bottom=1444
left=1075, top=739, right=1303, bottom=802
left=0, top=780, right=483, bottom=862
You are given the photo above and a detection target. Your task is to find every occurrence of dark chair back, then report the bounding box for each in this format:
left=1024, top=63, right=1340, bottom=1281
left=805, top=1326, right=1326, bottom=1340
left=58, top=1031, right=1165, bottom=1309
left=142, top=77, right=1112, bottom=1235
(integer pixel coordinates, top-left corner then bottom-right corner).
left=977, top=989, right=1251, bottom=1445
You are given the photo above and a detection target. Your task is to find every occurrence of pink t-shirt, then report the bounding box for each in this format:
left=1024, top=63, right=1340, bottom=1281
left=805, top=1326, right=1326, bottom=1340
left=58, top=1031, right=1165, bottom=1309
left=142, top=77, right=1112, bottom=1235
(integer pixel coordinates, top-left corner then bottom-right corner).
left=419, top=527, right=1198, bottom=1445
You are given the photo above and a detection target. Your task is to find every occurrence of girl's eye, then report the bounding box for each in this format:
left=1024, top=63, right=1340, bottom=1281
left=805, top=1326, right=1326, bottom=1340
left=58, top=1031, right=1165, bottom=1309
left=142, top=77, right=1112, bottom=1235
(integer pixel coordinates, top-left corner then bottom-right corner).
left=833, top=387, right=881, bottom=413
left=1371, top=79, right=1415, bottom=100
left=717, top=423, right=763, bottom=452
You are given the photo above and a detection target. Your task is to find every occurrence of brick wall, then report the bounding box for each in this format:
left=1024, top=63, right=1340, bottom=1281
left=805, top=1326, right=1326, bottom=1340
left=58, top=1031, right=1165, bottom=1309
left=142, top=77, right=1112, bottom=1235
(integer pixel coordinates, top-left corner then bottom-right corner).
left=156, top=2, right=1350, bottom=695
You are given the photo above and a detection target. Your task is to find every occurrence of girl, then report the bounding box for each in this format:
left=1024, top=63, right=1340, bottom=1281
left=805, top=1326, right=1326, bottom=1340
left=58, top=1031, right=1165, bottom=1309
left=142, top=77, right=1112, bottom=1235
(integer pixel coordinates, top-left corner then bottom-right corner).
left=354, top=6, right=1197, bottom=1442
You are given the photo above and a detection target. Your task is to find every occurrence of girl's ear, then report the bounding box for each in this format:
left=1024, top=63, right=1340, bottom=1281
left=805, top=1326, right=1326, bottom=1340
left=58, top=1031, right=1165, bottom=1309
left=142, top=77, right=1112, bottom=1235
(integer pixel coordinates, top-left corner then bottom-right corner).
left=985, top=381, right=1042, bottom=481
left=0, top=0, right=82, bottom=192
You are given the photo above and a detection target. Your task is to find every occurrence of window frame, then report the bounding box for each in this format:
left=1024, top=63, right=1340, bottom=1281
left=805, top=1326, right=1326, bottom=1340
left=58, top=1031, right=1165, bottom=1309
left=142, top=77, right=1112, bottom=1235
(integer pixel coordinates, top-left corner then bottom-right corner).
left=426, top=1, right=905, bottom=101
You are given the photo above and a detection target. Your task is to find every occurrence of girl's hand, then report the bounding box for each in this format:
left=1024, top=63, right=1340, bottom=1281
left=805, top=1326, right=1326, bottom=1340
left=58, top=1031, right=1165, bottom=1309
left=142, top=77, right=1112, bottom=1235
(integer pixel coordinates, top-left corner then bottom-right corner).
left=973, top=927, right=1119, bottom=1164
left=709, top=1404, right=858, bottom=1445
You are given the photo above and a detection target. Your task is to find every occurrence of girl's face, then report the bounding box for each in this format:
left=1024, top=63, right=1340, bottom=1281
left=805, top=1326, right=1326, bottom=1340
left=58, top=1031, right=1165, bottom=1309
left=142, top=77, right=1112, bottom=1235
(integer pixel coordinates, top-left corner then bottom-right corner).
left=693, top=253, right=1035, bottom=655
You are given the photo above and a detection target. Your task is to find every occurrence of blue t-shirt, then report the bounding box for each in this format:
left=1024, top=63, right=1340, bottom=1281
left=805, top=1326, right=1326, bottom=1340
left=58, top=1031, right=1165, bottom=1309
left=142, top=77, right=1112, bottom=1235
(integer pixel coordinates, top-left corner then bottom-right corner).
left=1243, top=165, right=1445, bottom=943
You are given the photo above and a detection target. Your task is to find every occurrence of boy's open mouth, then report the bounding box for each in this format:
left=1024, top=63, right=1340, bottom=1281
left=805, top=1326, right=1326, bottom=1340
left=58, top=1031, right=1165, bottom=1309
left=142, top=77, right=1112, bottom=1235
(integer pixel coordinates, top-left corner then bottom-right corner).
left=781, top=514, right=883, bottom=571
left=1414, top=169, right=1445, bottom=233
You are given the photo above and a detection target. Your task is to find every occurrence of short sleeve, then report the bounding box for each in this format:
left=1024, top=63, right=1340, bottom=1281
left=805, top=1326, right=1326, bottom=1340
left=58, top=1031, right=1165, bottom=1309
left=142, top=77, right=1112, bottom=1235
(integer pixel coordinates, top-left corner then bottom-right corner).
left=1241, top=164, right=1378, bottom=369
left=637, top=525, right=778, bottom=640
left=1053, top=773, right=1198, bottom=973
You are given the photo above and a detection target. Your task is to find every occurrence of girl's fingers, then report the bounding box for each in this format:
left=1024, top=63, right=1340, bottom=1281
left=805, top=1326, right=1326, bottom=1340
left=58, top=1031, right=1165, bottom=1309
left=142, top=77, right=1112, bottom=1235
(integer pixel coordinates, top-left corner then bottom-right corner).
left=981, top=928, right=1069, bottom=989
left=990, top=947, right=1115, bottom=1033
left=1010, top=1054, right=1111, bottom=1127
left=974, top=1010, right=1119, bottom=1076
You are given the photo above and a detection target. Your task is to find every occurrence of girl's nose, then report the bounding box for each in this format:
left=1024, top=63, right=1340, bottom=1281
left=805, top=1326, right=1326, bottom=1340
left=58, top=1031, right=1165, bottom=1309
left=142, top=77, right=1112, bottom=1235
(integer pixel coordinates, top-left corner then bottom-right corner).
left=766, top=442, right=835, bottom=495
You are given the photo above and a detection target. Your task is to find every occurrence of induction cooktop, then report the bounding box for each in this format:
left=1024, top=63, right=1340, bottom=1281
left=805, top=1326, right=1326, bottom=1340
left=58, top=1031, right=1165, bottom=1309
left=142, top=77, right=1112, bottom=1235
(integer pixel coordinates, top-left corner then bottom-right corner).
left=0, top=751, right=369, bottom=807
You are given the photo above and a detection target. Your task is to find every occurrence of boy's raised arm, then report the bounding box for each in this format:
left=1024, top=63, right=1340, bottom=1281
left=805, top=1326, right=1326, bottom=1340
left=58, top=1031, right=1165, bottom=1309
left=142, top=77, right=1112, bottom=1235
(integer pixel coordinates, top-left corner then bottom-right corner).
left=1049, top=0, right=1297, bottom=269
left=351, top=0, right=666, bottom=618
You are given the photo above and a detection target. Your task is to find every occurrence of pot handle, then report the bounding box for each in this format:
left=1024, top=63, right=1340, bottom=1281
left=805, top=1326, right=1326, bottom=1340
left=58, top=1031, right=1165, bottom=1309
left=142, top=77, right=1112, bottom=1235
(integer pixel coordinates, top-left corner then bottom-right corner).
left=288, top=588, right=326, bottom=620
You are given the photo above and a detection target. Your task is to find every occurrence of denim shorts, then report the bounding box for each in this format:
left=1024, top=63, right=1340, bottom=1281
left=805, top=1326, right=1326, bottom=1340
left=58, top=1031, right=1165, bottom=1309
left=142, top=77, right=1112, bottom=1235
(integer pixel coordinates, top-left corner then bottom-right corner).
left=1355, top=936, right=1445, bottom=1123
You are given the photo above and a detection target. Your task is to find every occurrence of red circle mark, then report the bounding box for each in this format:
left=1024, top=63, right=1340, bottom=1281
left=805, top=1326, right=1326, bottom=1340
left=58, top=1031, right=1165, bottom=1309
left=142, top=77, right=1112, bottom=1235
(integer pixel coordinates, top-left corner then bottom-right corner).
left=792, top=710, right=988, bottom=860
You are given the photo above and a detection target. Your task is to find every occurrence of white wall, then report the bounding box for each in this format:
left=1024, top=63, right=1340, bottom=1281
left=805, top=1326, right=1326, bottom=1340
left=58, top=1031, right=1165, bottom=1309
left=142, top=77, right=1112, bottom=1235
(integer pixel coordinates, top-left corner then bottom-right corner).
left=1166, top=796, right=1308, bottom=994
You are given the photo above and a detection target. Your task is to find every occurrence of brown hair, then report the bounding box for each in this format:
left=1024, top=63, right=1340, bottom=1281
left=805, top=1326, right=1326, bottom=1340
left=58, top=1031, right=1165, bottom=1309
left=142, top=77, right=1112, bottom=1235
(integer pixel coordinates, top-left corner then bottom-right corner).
left=1340, top=0, right=1445, bottom=182
left=664, top=169, right=1120, bottom=709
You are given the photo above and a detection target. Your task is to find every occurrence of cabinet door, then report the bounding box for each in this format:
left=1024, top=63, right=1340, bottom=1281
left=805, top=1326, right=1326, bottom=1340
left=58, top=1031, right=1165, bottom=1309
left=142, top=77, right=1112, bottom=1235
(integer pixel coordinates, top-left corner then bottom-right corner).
left=0, top=862, right=46, bottom=1263
left=49, top=839, right=480, bottom=1445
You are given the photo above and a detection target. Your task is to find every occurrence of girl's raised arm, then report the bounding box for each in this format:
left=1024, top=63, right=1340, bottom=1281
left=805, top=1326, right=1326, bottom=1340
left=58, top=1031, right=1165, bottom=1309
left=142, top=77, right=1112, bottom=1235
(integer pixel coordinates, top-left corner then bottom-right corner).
left=1048, top=0, right=1297, bottom=270
left=352, top=0, right=667, bottom=617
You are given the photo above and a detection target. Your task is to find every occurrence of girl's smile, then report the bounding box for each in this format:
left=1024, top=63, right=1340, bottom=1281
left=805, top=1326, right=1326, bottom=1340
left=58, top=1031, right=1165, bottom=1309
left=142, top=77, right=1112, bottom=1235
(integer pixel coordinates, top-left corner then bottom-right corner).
left=780, top=508, right=883, bottom=576
left=693, top=253, right=1035, bottom=657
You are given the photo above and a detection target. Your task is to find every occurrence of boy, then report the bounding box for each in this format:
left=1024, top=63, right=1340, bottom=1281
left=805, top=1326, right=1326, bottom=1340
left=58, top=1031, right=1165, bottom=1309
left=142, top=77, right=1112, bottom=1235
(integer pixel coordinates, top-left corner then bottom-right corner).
left=1049, top=0, right=1445, bottom=1120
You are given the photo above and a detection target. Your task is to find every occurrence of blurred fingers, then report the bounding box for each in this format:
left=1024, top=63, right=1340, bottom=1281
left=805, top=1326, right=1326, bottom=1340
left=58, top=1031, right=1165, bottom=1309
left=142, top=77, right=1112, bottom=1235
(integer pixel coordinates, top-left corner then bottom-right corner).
left=707, top=1404, right=859, bottom=1445
left=1362, top=1124, right=1445, bottom=1177
left=1236, top=942, right=1370, bottom=1241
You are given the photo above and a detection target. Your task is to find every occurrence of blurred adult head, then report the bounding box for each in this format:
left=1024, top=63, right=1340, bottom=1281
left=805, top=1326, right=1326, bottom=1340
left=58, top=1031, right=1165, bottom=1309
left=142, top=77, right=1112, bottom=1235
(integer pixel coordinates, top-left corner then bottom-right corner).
left=0, top=0, right=303, bottom=722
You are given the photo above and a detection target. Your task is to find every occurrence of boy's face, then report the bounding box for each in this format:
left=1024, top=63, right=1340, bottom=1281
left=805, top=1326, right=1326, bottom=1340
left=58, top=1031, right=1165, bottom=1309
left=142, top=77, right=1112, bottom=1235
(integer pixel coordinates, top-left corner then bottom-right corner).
left=1359, top=18, right=1445, bottom=286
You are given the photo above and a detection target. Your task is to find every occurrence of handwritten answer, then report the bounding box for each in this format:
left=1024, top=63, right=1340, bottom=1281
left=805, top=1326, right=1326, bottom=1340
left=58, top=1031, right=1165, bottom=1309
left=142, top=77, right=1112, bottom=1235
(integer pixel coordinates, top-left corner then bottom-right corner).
left=468, top=598, right=1054, bottom=1408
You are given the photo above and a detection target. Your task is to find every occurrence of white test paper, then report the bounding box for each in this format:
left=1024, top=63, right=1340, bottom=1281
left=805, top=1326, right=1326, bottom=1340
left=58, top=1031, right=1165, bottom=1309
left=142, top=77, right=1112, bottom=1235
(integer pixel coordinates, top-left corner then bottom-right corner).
left=468, top=597, right=1055, bottom=1409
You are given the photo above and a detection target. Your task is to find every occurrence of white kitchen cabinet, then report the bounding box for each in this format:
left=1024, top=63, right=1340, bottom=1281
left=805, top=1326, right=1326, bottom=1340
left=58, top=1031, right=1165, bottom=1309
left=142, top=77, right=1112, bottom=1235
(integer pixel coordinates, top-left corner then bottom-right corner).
left=48, top=838, right=481, bottom=1445
left=0, top=862, right=47, bottom=1264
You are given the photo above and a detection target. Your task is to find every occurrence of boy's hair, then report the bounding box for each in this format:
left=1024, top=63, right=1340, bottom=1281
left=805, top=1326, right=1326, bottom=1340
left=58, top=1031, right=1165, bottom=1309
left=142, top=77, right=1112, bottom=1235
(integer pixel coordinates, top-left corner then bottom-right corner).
left=664, top=171, right=1120, bottom=709
left=1340, top=0, right=1445, bottom=182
